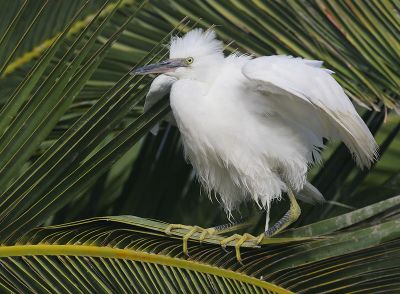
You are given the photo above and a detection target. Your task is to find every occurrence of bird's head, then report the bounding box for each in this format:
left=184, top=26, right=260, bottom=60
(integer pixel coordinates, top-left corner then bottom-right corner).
left=131, top=28, right=224, bottom=81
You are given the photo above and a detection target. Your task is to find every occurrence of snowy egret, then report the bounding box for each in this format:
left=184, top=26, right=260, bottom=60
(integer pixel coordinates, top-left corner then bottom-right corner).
left=132, top=28, right=378, bottom=261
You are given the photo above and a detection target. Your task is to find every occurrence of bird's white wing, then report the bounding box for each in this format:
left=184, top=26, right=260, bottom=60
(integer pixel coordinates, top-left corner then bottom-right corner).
left=242, top=56, right=378, bottom=168
left=144, top=74, right=177, bottom=135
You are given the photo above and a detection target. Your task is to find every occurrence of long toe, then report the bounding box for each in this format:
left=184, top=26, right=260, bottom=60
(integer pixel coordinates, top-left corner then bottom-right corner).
left=164, top=224, right=203, bottom=256
left=199, top=227, right=217, bottom=242
left=235, top=233, right=264, bottom=263
left=182, top=226, right=201, bottom=256
left=219, top=233, right=263, bottom=263
left=166, top=225, right=219, bottom=256
left=164, top=224, right=194, bottom=235
left=220, top=234, right=242, bottom=249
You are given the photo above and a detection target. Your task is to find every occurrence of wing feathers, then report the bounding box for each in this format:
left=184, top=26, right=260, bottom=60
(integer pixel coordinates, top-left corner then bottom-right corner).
left=242, top=56, right=378, bottom=168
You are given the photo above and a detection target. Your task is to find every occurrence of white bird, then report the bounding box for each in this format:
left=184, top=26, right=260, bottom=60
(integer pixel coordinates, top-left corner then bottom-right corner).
left=132, top=28, right=378, bottom=261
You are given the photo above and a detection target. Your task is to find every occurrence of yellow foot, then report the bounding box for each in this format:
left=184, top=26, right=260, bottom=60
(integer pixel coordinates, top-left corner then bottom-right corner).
left=165, top=224, right=217, bottom=256
left=220, top=233, right=265, bottom=264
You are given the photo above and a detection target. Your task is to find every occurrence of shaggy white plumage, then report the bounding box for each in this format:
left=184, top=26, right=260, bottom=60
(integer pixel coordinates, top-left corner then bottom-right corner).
left=144, top=29, right=378, bottom=226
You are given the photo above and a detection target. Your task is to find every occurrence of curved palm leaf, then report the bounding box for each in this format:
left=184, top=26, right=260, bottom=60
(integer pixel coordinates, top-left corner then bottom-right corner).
left=0, top=0, right=184, bottom=240
left=1, top=195, right=400, bottom=293
left=0, top=0, right=138, bottom=77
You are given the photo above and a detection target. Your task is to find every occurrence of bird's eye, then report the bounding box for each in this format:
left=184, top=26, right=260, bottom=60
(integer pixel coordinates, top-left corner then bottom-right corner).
left=185, top=57, right=194, bottom=65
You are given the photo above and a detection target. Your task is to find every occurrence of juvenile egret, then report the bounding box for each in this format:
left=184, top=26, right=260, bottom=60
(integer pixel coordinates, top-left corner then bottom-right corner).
left=132, top=29, right=378, bottom=261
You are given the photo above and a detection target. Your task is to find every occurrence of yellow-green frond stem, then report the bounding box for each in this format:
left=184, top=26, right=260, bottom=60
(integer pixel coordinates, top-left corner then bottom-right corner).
left=0, top=244, right=292, bottom=294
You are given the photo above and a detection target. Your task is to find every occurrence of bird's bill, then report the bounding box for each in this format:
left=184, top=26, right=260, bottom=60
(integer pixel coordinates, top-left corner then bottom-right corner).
left=131, top=58, right=187, bottom=75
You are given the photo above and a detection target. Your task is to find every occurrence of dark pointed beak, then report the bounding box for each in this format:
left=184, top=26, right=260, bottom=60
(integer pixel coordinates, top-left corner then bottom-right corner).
left=130, top=58, right=187, bottom=75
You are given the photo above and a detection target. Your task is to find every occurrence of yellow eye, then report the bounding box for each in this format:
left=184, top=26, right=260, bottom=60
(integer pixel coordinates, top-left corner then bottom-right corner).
left=185, top=57, right=194, bottom=65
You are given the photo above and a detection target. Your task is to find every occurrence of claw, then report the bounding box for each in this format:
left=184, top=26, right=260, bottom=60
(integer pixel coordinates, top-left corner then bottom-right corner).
left=165, top=224, right=265, bottom=263
left=199, top=227, right=217, bottom=242
left=220, top=234, right=242, bottom=249
left=220, top=233, right=264, bottom=263
left=164, top=224, right=218, bottom=256
left=182, top=226, right=199, bottom=255
left=165, top=224, right=193, bottom=235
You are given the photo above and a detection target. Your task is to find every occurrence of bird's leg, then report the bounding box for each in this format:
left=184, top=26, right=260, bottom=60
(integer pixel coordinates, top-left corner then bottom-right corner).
left=265, top=188, right=301, bottom=237
left=165, top=190, right=300, bottom=263
left=164, top=220, right=253, bottom=256
left=219, top=189, right=301, bottom=263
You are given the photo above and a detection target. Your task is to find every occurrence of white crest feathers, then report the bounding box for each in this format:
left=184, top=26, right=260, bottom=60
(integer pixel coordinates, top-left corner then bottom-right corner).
left=169, top=28, right=224, bottom=60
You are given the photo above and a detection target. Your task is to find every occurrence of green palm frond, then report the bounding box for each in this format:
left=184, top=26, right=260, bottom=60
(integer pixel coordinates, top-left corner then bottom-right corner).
left=1, top=195, right=400, bottom=293
left=0, top=0, right=177, bottom=239
left=1, top=0, right=137, bottom=77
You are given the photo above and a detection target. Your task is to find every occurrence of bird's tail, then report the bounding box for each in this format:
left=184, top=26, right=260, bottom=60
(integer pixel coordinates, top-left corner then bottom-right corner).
left=296, top=182, right=325, bottom=204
